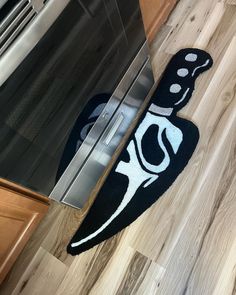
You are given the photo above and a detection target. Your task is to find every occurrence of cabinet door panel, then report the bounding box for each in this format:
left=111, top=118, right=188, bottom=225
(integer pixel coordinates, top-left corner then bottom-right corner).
left=140, top=0, right=176, bottom=41
left=0, top=182, right=49, bottom=284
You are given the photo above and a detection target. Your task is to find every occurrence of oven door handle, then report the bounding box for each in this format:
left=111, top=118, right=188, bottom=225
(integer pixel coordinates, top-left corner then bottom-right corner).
left=103, top=113, right=124, bottom=145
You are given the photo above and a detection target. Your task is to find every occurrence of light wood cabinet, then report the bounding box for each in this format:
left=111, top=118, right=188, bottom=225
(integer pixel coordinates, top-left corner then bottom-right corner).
left=0, top=179, right=49, bottom=284
left=140, top=0, right=176, bottom=42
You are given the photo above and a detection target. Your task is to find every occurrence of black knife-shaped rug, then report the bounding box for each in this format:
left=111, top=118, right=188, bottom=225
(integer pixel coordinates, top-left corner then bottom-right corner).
left=67, top=48, right=213, bottom=255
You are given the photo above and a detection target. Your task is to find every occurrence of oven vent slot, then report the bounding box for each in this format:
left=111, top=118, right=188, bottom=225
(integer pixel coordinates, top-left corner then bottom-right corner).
left=0, top=0, right=48, bottom=56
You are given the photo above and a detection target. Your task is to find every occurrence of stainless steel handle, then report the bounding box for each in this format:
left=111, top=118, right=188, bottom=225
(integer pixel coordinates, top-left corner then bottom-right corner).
left=103, top=113, right=124, bottom=145
left=30, top=0, right=44, bottom=13
left=0, top=0, right=71, bottom=86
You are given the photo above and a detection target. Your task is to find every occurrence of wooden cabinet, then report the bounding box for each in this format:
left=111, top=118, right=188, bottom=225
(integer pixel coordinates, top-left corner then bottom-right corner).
left=140, top=0, right=176, bottom=42
left=0, top=179, right=49, bottom=284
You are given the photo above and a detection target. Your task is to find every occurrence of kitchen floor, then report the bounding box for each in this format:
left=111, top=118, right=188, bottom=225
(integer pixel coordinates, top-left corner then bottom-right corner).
left=1, top=0, right=236, bottom=294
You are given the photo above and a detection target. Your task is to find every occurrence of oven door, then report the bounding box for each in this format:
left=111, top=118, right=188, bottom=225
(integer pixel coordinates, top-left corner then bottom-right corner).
left=0, top=0, right=154, bottom=208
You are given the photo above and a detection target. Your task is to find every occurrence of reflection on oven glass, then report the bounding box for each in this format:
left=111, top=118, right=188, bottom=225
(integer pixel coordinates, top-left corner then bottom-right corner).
left=56, top=93, right=110, bottom=181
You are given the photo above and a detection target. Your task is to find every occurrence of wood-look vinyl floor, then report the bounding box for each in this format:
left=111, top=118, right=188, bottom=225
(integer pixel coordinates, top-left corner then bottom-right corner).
left=1, top=0, right=236, bottom=294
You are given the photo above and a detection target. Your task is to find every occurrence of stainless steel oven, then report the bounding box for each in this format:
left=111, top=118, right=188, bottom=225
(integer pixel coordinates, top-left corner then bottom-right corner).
left=0, top=0, right=154, bottom=208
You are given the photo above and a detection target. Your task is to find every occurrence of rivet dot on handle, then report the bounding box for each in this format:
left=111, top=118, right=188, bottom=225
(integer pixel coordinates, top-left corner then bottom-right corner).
left=177, top=68, right=189, bottom=77
left=185, top=53, right=198, bottom=62
left=170, top=84, right=182, bottom=93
